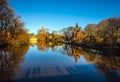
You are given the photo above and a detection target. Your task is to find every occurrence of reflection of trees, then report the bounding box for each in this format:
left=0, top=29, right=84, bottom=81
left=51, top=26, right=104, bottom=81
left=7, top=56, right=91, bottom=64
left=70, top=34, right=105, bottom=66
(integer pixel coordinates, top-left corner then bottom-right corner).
left=96, top=64, right=120, bottom=82
left=61, top=45, right=83, bottom=62
left=36, top=41, right=48, bottom=52
left=37, top=42, right=83, bottom=62
left=96, top=56, right=120, bottom=69
left=82, top=48, right=120, bottom=82
left=36, top=41, right=63, bottom=52
left=82, top=49, right=97, bottom=63
left=83, top=49, right=120, bottom=69
left=0, top=45, right=29, bottom=80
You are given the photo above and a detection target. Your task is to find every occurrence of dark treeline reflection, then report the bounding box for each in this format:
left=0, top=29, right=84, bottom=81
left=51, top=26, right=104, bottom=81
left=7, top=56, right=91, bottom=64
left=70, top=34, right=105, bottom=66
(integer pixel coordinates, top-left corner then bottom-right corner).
left=82, top=48, right=120, bottom=69
left=0, top=45, right=29, bottom=80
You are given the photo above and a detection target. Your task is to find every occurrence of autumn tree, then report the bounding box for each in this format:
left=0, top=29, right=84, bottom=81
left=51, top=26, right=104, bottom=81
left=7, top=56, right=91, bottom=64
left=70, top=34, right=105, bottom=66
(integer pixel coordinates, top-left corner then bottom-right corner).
left=107, top=17, right=120, bottom=45
left=61, top=27, right=74, bottom=41
left=84, top=24, right=97, bottom=36
left=96, top=17, right=120, bottom=46
left=37, top=26, right=50, bottom=41
left=82, top=17, right=120, bottom=47
left=82, top=24, right=97, bottom=44
left=0, top=0, right=29, bottom=46
left=0, top=0, right=14, bottom=31
left=51, top=30, right=57, bottom=41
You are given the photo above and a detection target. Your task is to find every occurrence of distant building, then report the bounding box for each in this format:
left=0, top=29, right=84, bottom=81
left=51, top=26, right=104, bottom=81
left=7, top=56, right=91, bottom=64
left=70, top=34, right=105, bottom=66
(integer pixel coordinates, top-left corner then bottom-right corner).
left=41, top=26, right=45, bottom=35
left=72, top=23, right=85, bottom=42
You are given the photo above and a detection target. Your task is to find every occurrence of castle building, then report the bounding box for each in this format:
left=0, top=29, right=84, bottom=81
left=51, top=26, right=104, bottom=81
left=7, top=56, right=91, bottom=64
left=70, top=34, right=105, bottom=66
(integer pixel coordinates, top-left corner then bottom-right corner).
left=72, top=23, right=85, bottom=42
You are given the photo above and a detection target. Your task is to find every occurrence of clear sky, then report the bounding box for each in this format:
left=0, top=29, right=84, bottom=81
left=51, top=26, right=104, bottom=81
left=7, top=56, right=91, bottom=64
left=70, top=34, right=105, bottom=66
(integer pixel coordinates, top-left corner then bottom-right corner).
left=9, top=0, right=120, bottom=34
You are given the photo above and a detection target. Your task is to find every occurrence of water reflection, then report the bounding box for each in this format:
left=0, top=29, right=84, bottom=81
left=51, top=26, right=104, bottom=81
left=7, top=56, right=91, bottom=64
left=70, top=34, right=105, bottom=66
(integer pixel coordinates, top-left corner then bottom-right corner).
left=83, top=48, right=120, bottom=82
left=61, top=45, right=83, bottom=63
left=0, top=45, right=29, bottom=80
left=37, top=41, right=83, bottom=63
left=0, top=42, right=120, bottom=81
left=37, top=41, right=63, bottom=52
left=83, top=48, right=120, bottom=69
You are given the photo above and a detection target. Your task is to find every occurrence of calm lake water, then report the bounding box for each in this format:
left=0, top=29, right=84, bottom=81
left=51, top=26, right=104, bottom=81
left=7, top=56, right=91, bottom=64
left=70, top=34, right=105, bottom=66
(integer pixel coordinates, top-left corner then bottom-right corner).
left=0, top=42, right=120, bottom=82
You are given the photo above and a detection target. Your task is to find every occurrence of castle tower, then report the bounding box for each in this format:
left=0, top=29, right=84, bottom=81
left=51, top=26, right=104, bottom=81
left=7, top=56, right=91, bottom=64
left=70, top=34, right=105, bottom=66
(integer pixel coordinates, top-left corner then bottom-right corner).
left=41, top=26, right=45, bottom=35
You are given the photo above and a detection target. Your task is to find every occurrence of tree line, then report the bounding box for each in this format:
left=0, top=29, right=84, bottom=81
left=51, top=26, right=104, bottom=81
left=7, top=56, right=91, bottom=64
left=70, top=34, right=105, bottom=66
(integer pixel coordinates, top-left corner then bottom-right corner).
left=0, top=0, right=29, bottom=47
left=56, top=17, right=120, bottom=48
left=83, top=17, right=120, bottom=47
left=37, top=17, right=120, bottom=48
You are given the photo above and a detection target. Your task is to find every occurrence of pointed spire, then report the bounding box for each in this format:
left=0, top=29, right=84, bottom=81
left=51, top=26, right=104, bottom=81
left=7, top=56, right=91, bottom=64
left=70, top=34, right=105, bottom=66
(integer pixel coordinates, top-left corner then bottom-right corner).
left=41, top=25, right=45, bottom=34
left=74, top=22, right=80, bottom=32
left=76, top=22, right=78, bottom=28
left=42, top=25, right=44, bottom=30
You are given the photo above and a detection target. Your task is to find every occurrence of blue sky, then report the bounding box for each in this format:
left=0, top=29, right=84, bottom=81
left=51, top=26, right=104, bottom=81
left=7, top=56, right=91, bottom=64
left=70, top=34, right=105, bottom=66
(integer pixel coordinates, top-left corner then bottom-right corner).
left=9, top=0, right=120, bottom=33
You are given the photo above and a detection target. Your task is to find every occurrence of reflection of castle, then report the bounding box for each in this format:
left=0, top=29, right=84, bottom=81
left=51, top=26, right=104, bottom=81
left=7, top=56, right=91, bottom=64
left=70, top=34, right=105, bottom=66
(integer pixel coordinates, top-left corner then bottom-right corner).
left=72, top=47, right=82, bottom=62
left=62, top=45, right=83, bottom=63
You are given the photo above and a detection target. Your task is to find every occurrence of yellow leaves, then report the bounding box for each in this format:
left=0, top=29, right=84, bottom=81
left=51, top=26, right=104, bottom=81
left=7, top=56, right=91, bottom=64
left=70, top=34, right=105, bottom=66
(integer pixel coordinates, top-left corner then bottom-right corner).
left=37, top=34, right=45, bottom=41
